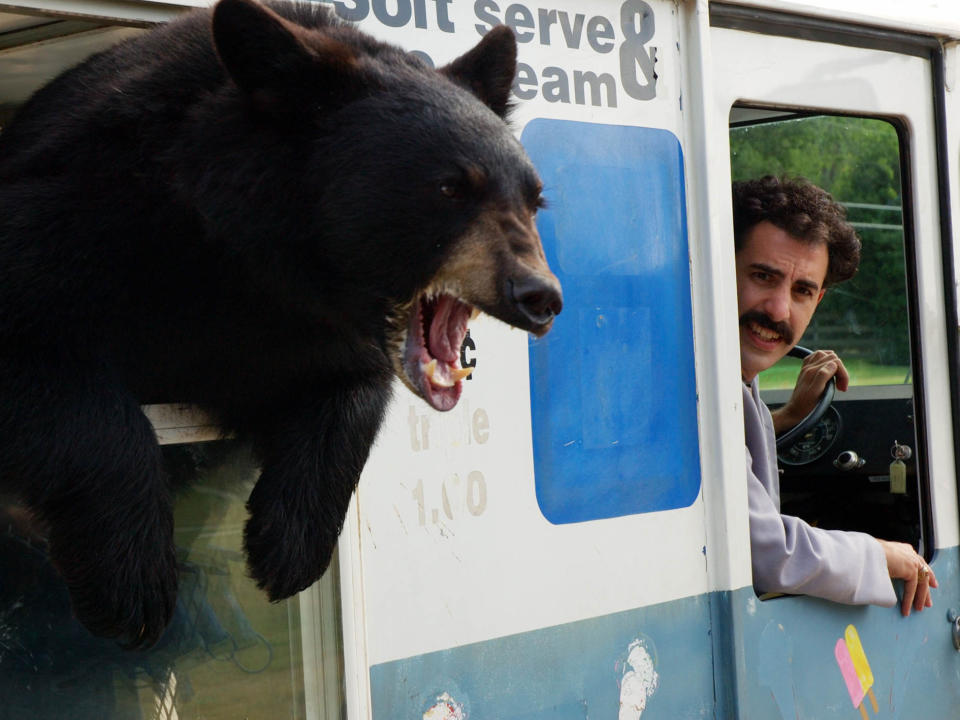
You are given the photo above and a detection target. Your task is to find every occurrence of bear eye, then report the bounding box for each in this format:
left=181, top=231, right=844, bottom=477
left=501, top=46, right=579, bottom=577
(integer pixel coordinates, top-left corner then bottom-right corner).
left=439, top=179, right=464, bottom=200
left=525, top=177, right=546, bottom=213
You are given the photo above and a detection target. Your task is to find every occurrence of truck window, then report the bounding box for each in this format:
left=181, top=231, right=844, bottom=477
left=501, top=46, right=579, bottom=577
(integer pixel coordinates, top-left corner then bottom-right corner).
left=731, top=113, right=910, bottom=391
left=0, top=421, right=345, bottom=718
left=729, top=108, right=930, bottom=561
left=0, top=17, right=345, bottom=717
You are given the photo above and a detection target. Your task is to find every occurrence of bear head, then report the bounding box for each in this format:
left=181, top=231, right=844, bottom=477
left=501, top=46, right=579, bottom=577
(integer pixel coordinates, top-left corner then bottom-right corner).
left=209, top=0, right=563, bottom=412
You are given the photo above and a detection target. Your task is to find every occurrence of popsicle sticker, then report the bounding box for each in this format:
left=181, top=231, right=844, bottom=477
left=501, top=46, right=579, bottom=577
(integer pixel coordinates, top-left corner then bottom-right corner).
left=834, top=624, right=879, bottom=719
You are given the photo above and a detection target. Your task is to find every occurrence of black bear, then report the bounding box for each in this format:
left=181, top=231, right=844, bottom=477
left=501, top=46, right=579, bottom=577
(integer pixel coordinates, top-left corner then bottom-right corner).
left=0, top=0, right=561, bottom=647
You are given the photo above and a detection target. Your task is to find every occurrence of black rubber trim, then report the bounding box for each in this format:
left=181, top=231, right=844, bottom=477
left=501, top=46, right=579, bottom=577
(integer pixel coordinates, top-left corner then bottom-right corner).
left=709, top=2, right=940, bottom=58
left=930, top=45, right=958, bottom=561
left=894, top=118, right=936, bottom=559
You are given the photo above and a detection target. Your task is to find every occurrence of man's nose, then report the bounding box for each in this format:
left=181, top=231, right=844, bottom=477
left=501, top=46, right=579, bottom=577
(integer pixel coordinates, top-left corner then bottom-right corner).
left=763, top=289, right=791, bottom=322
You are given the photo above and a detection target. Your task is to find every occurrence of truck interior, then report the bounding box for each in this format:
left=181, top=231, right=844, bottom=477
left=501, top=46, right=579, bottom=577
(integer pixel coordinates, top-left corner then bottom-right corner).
left=0, top=11, right=143, bottom=122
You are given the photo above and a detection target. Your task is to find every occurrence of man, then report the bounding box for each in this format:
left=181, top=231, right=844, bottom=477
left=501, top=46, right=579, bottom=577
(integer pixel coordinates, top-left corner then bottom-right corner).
left=734, top=176, right=935, bottom=615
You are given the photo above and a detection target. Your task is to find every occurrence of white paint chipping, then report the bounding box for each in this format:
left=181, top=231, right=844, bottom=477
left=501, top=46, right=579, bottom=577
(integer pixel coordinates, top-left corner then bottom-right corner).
left=422, top=692, right=465, bottom=720
left=618, top=637, right=659, bottom=719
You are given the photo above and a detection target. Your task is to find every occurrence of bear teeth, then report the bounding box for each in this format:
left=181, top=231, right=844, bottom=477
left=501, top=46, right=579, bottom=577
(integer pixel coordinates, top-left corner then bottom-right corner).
left=422, top=358, right=473, bottom=388
left=450, top=366, right=474, bottom=382
left=423, top=358, right=438, bottom=379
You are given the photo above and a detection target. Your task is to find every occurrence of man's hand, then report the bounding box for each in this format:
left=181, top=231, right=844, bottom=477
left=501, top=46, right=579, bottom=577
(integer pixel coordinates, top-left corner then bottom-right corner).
left=771, top=349, right=850, bottom=434
left=877, top=538, right=936, bottom=615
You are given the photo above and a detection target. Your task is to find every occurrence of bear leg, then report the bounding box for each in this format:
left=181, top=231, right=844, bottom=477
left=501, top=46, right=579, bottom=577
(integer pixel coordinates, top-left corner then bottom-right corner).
left=0, top=357, right=176, bottom=648
left=244, top=378, right=391, bottom=600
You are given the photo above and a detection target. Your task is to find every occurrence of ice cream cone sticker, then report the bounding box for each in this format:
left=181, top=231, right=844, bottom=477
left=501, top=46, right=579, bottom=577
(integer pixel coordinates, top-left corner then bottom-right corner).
left=834, top=624, right=879, bottom=719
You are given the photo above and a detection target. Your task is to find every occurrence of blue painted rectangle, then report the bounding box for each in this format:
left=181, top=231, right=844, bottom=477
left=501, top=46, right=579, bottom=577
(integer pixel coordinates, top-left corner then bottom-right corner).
left=521, top=120, right=700, bottom=524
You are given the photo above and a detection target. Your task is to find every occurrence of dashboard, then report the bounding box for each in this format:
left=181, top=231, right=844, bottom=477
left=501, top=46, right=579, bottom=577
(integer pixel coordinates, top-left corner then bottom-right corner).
left=761, top=385, right=923, bottom=547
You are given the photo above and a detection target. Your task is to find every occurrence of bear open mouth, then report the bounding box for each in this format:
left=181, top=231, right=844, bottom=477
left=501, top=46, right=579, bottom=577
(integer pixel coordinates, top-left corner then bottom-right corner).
left=402, top=293, right=475, bottom=412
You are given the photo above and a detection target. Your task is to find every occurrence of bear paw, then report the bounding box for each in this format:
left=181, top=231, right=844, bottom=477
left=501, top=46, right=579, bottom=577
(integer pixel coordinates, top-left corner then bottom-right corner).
left=51, top=518, right=178, bottom=649
left=244, top=507, right=336, bottom=602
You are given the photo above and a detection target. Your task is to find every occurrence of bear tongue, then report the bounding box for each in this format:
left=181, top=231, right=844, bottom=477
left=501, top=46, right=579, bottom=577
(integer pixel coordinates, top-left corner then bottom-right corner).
left=428, top=295, right=471, bottom=364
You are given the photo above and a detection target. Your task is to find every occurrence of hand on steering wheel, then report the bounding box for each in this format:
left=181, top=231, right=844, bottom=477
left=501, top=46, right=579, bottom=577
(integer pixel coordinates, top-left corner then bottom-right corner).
left=775, top=346, right=848, bottom=451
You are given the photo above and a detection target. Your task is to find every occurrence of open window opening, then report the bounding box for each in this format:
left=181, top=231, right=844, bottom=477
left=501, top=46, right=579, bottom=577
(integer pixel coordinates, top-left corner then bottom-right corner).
left=0, top=14, right=345, bottom=717
left=729, top=107, right=931, bottom=560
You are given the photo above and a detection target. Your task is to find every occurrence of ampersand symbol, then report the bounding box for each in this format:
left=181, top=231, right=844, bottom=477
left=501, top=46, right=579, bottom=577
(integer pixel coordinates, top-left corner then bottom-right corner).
left=619, top=0, right=657, bottom=101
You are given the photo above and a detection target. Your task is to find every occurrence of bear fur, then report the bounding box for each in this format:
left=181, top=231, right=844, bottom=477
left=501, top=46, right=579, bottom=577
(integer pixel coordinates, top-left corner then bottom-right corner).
left=0, top=0, right=561, bottom=647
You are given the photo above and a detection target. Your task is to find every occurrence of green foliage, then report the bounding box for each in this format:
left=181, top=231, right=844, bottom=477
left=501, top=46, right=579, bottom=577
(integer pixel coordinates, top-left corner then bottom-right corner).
left=730, top=115, right=911, bottom=375
left=760, top=356, right=911, bottom=391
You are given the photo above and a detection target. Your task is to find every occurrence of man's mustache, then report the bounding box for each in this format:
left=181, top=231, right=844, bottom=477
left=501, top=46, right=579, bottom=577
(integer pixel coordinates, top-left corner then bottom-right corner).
left=739, top=310, right=794, bottom=346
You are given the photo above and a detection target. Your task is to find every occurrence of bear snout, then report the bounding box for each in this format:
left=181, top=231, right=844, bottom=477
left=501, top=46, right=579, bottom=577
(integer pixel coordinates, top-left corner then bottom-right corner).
left=510, top=274, right=563, bottom=334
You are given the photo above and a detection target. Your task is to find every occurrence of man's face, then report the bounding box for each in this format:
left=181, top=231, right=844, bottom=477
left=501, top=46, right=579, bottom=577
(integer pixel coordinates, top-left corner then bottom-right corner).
left=736, top=221, right=828, bottom=382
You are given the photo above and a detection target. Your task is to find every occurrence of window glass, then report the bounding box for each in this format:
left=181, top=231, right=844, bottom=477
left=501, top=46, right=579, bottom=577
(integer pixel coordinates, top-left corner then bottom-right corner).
left=0, top=437, right=343, bottom=719
left=729, top=115, right=910, bottom=390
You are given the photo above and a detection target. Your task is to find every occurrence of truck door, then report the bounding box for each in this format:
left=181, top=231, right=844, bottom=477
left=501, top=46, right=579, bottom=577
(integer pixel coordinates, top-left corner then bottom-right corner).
left=705, top=5, right=960, bottom=716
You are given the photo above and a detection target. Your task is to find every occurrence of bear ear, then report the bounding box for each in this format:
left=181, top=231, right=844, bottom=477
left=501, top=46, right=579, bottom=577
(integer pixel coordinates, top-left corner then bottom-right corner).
left=441, top=25, right=517, bottom=119
left=212, top=0, right=361, bottom=113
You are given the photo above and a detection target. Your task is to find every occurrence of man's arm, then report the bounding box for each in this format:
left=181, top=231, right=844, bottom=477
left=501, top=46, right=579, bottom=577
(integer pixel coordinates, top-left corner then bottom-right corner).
left=758, top=354, right=938, bottom=614
left=747, top=445, right=897, bottom=605
left=770, top=349, right=850, bottom=434
left=744, top=381, right=895, bottom=605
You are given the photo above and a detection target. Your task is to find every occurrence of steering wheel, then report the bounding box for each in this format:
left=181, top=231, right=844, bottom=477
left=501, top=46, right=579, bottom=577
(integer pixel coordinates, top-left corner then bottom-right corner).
left=774, top=345, right=836, bottom=451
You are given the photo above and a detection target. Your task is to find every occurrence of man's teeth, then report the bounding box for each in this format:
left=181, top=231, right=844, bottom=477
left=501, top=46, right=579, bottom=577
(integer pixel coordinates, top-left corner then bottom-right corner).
left=750, top=322, right=781, bottom=341
left=422, top=358, right=474, bottom=387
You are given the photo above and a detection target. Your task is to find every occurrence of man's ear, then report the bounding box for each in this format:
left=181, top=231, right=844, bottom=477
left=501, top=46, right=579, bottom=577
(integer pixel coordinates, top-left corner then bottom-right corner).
left=212, top=0, right=361, bottom=113
left=441, top=25, right=517, bottom=119
left=816, top=288, right=827, bottom=305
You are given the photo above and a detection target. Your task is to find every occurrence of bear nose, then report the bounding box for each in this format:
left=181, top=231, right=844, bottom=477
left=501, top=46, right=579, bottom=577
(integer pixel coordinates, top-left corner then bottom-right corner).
left=511, top=275, right=563, bottom=327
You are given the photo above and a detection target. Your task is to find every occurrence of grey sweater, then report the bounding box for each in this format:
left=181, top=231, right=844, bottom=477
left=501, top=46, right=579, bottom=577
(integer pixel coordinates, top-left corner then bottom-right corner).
left=743, top=381, right=896, bottom=606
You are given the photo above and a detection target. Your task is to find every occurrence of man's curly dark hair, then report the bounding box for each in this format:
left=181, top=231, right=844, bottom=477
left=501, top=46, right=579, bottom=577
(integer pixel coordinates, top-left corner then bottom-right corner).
left=732, top=175, right=861, bottom=287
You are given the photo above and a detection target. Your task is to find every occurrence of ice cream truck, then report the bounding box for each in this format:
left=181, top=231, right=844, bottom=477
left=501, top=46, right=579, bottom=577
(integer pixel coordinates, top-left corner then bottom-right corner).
left=3, top=0, right=960, bottom=717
